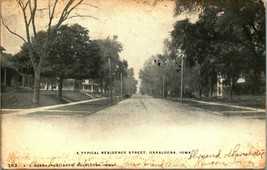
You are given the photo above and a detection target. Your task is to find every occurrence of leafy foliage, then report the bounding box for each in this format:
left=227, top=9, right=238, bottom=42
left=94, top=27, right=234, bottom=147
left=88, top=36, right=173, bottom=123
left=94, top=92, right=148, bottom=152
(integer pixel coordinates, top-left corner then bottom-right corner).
left=140, top=54, right=181, bottom=97
left=48, top=24, right=101, bottom=80
left=16, top=24, right=102, bottom=100
left=95, top=36, right=128, bottom=94
left=141, top=0, right=265, bottom=98
left=171, top=0, right=265, bottom=97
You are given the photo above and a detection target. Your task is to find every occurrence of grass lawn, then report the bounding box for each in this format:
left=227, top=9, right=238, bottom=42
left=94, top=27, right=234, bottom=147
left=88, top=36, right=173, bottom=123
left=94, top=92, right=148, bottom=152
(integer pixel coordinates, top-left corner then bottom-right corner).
left=182, top=101, right=250, bottom=111
left=169, top=95, right=265, bottom=117
left=1, top=87, right=94, bottom=109
left=60, top=91, right=93, bottom=102
left=1, top=87, right=61, bottom=109
left=197, top=95, right=266, bottom=109
left=171, top=95, right=265, bottom=109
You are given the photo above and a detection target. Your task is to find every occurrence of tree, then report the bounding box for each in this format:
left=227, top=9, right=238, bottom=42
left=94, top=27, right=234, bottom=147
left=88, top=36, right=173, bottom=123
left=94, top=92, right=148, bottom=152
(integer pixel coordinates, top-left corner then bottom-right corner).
left=16, top=24, right=102, bottom=101
left=15, top=45, right=34, bottom=76
left=215, top=0, right=265, bottom=95
left=1, top=0, right=94, bottom=104
left=171, top=0, right=265, bottom=98
left=48, top=24, right=101, bottom=100
left=112, top=67, right=137, bottom=96
left=140, top=54, right=173, bottom=97
left=95, top=36, right=127, bottom=96
left=124, top=68, right=138, bottom=96
left=140, top=56, right=158, bottom=96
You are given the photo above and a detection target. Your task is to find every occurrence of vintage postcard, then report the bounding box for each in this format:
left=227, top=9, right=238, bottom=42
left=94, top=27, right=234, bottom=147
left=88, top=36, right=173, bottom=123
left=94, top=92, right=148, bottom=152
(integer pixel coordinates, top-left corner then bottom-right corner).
left=1, top=0, right=266, bottom=169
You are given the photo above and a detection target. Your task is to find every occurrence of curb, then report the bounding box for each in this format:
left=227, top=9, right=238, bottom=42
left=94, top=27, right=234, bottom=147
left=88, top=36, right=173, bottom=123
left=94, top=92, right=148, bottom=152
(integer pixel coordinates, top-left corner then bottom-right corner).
left=2, top=96, right=124, bottom=116
left=85, top=97, right=127, bottom=116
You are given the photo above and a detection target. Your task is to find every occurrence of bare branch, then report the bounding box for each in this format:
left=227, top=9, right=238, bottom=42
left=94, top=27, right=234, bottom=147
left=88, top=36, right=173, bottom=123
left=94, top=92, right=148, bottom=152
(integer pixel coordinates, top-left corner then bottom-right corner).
left=16, top=0, right=29, bottom=10
left=47, top=0, right=59, bottom=42
left=68, top=14, right=98, bottom=20
left=48, top=0, right=59, bottom=32
left=51, top=0, right=59, bottom=18
left=24, top=0, right=30, bottom=9
left=56, top=0, right=82, bottom=23
left=16, top=0, right=37, bottom=70
left=48, top=0, right=51, bottom=17
left=59, top=0, right=76, bottom=21
left=76, top=7, right=93, bottom=11
left=81, top=3, right=98, bottom=8
left=29, top=0, right=37, bottom=37
left=37, top=7, right=48, bottom=11
left=16, top=0, right=31, bottom=29
left=1, top=16, right=27, bottom=43
left=28, top=0, right=33, bottom=25
left=49, top=0, right=83, bottom=40
left=68, top=0, right=84, bottom=13
left=16, top=0, right=24, bottom=10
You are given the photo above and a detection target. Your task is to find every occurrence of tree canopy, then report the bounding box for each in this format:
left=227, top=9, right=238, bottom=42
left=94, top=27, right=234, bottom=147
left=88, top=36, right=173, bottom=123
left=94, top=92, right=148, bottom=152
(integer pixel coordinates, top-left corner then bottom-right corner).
left=140, top=0, right=265, bottom=98
left=1, top=0, right=88, bottom=103
left=16, top=24, right=102, bottom=100
left=171, top=0, right=265, bottom=97
left=95, top=36, right=128, bottom=95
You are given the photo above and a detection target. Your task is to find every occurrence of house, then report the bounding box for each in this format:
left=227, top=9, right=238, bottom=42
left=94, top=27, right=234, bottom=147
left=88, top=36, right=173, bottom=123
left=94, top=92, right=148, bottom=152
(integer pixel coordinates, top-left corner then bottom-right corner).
left=216, top=73, right=248, bottom=97
left=1, top=46, right=100, bottom=92
left=1, top=46, right=17, bottom=87
left=40, top=79, right=100, bottom=93
left=189, top=73, right=248, bottom=98
left=82, top=79, right=100, bottom=93
left=216, top=73, right=224, bottom=97
left=1, top=46, right=33, bottom=88
left=62, top=79, right=81, bottom=91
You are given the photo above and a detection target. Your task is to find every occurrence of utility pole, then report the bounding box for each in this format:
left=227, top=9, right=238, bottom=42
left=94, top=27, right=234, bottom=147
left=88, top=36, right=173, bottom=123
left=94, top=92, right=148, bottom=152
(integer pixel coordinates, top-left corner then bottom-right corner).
left=180, top=57, right=184, bottom=102
left=108, top=58, right=112, bottom=104
left=120, top=72, right=123, bottom=99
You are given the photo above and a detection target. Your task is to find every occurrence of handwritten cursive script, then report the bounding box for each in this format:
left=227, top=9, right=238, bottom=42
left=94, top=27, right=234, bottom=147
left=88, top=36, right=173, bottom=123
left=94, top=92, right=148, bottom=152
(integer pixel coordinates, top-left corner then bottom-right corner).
left=4, top=144, right=266, bottom=169
left=188, top=144, right=265, bottom=168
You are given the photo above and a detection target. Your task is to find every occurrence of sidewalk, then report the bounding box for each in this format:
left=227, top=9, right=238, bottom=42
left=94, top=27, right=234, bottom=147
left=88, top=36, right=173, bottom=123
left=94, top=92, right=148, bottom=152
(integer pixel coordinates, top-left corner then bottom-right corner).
left=170, top=97, right=266, bottom=118
left=1, top=96, right=123, bottom=116
left=186, top=99, right=265, bottom=112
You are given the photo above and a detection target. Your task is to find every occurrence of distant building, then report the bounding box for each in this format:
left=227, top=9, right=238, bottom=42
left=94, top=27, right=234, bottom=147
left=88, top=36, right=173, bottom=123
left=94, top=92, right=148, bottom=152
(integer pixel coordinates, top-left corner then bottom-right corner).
left=216, top=73, right=247, bottom=97
left=82, top=79, right=100, bottom=93
left=40, top=79, right=100, bottom=93
left=217, top=73, right=224, bottom=97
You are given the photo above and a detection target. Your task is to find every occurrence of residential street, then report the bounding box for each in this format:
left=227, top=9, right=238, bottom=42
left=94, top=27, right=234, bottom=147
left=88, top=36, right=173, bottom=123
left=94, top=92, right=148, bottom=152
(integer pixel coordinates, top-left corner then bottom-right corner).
left=1, top=95, right=266, bottom=168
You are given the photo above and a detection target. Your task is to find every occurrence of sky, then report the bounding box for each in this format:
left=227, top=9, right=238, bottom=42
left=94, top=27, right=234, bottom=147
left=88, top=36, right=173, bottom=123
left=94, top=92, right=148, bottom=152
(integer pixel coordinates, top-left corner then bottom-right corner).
left=1, top=0, right=190, bottom=80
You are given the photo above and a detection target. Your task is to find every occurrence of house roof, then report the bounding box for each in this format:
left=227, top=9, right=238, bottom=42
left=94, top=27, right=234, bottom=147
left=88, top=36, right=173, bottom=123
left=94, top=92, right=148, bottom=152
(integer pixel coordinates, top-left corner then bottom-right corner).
left=0, top=46, right=6, bottom=52
left=1, top=52, right=16, bottom=69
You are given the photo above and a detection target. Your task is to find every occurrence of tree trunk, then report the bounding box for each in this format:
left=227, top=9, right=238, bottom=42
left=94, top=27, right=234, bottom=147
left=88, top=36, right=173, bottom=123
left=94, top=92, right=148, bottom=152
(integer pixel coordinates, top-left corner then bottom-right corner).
left=32, top=69, right=41, bottom=104
left=16, top=69, right=19, bottom=86
left=100, top=78, right=103, bottom=96
left=199, top=82, right=203, bottom=98
left=199, top=88, right=202, bottom=98
left=230, top=79, right=235, bottom=100
left=208, top=76, right=213, bottom=98
left=58, top=77, right=63, bottom=101
left=230, top=86, right=233, bottom=99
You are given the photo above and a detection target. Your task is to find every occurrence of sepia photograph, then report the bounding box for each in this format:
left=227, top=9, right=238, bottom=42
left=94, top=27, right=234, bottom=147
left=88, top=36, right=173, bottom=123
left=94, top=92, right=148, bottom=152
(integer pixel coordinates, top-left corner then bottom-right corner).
left=1, top=0, right=266, bottom=169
